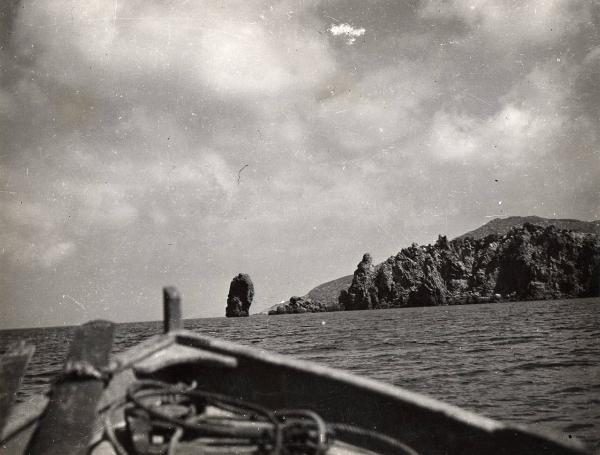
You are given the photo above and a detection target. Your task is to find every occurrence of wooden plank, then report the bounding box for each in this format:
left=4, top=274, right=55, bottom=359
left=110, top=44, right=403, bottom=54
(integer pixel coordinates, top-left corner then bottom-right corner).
left=133, top=343, right=237, bottom=375
left=0, top=343, right=35, bottom=435
left=26, top=320, right=114, bottom=455
left=0, top=396, right=48, bottom=455
left=163, top=286, right=182, bottom=333
left=105, top=334, right=174, bottom=376
left=0, top=394, right=48, bottom=448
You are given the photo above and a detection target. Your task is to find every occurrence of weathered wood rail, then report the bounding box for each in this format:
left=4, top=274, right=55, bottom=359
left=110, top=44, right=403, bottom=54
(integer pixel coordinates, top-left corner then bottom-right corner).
left=0, top=343, right=35, bottom=436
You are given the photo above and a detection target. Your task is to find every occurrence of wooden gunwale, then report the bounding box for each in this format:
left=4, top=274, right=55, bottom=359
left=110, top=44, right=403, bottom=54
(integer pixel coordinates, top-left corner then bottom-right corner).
left=162, top=330, right=589, bottom=455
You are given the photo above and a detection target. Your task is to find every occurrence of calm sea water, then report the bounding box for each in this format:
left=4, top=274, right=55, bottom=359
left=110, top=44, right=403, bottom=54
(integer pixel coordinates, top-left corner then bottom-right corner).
left=1, top=298, right=599, bottom=449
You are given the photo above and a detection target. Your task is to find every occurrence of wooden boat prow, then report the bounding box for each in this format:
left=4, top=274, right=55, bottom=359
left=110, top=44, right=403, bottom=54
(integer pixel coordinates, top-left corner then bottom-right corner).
left=0, top=288, right=591, bottom=455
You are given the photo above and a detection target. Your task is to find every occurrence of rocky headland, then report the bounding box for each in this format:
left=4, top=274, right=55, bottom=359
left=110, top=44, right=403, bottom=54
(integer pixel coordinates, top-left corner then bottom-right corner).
left=267, top=217, right=600, bottom=315
left=340, top=223, right=599, bottom=309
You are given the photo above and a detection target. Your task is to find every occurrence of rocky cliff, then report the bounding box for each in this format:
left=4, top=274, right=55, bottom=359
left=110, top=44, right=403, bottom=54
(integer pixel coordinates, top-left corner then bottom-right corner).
left=272, top=216, right=600, bottom=313
left=340, top=223, right=599, bottom=310
left=264, top=217, right=600, bottom=315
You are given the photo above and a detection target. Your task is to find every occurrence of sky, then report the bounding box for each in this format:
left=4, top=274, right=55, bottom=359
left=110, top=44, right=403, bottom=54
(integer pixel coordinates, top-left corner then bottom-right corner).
left=1, top=0, right=599, bottom=329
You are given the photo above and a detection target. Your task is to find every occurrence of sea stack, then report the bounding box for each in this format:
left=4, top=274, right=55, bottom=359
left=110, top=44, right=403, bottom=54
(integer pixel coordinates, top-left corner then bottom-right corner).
left=226, top=273, right=254, bottom=317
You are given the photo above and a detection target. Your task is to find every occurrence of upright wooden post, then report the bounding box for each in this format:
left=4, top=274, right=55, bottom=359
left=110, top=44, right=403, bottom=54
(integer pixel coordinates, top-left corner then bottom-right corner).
left=163, top=286, right=182, bottom=333
left=27, top=320, right=114, bottom=455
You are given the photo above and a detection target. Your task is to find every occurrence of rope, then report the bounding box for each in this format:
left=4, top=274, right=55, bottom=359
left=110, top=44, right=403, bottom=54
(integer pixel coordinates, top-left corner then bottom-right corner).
left=100, top=379, right=419, bottom=455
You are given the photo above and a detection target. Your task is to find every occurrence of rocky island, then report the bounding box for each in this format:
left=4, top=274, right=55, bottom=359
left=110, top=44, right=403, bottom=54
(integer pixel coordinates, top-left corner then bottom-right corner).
left=267, top=217, right=600, bottom=314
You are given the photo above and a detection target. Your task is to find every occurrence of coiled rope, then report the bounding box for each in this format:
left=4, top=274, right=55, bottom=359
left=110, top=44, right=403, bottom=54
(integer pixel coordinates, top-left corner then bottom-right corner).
left=100, top=379, right=419, bottom=455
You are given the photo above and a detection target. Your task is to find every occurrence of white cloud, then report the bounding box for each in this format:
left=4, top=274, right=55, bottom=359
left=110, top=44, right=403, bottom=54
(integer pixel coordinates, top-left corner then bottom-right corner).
left=429, top=110, right=479, bottom=160
left=430, top=102, right=563, bottom=162
left=14, top=0, right=336, bottom=100
left=198, top=22, right=334, bottom=96
left=429, top=63, right=571, bottom=162
left=328, top=23, right=366, bottom=45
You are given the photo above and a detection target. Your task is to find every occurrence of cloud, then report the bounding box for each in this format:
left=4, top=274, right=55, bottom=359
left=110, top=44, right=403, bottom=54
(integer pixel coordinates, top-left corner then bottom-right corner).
left=0, top=200, right=76, bottom=269
left=199, top=21, right=335, bottom=96
left=75, top=183, right=139, bottom=229
left=428, top=61, right=574, bottom=163
left=41, top=242, right=76, bottom=268
left=145, top=153, right=237, bottom=196
left=429, top=102, right=562, bottom=162
left=1, top=0, right=599, bottom=327
left=315, top=64, right=436, bottom=155
left=328, top=23, right=366, bottom=45
left=12, top=0, right=336, bottom=103
left=575, top=46, right=600, bottom=119
left=419, top=0, right=593, bottom=47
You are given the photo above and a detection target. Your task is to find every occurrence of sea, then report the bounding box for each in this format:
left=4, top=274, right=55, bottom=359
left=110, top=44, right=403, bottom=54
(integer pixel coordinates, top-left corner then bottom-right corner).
left=1, top=297, right=599, bottom=449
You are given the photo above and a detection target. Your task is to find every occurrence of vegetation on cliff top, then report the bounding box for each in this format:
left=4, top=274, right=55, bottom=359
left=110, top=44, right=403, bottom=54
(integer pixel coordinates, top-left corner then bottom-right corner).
left=457, top=216, right=600, bottom=241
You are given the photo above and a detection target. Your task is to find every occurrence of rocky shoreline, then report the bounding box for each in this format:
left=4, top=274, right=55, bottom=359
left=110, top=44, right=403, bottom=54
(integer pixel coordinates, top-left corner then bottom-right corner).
left=268, top=221, right=600, bottom=315
left=268, top=296, right=328, bottom=315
